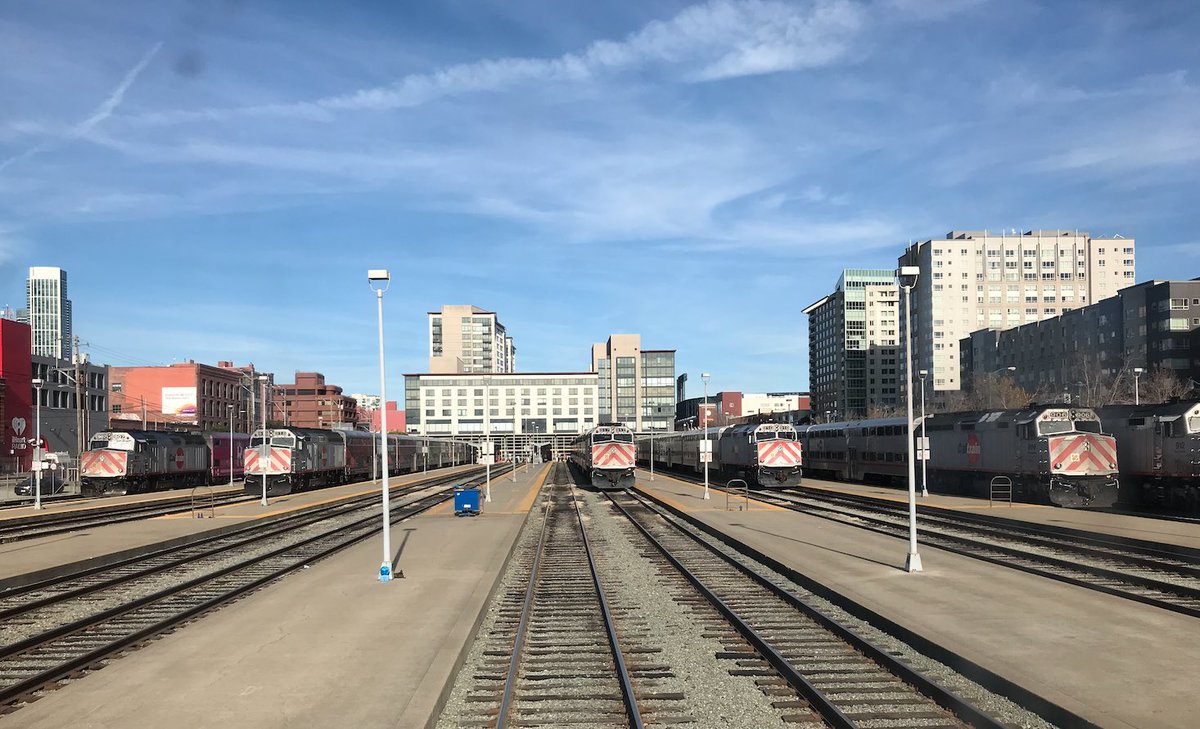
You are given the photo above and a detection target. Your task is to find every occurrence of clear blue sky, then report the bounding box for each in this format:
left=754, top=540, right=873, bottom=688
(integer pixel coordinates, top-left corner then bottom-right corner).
left=1, top=0, right=1197, bottom=397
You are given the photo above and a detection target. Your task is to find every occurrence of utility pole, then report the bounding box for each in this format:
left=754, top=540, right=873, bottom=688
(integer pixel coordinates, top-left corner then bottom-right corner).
left=74, top=336, right=85, bottom=463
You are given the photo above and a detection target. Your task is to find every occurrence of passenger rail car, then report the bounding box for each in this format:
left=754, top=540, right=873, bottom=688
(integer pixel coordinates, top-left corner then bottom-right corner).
left=1098, top=402, right=1200, bottom=512
left=244, top=428, right=472, bottom=497
left=799, top=405, right=1119, bottom=508
left=639, top=423, right=804, bottom=488
left=81, top=430, right=212, bottom=496
left=569, top=425, right=636, bottom=490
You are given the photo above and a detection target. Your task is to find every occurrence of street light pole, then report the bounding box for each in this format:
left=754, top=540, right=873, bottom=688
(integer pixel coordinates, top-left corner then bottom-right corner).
left=227, top=404, right=235, bottom=487
left=702, top=372, right=711, bottom=500
left=32, top=378, right=43, bottom=510
left=258, top=375, right=269, bottom=507
left=1133, top=367, right=1143, bottom=405
left=898, top=266, right=922, bottom=573
left=918, top=370, right=928, bottom=498
left=369, top=270, right=393, bottom=583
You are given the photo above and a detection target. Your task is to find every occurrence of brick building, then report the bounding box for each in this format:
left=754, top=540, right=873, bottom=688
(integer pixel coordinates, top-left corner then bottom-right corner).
left=0, top=320, right=33, bottom=472
left=109, top=361, right=257, bottom=433
left=275, top=372, right=357, bottom=429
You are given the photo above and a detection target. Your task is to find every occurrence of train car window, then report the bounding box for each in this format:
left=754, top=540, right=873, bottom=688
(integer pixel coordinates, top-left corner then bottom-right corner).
left=779, top=431, right=795, bottom=440
left=1128, top=417, right=1146, bottom=427
left=592, top=433, right=612, bottom=443
left=91, top=440, right=109, bottom=449
left=1074, top=421, right=1101, bottom=433
left=756, top=432, right=777, bottom=441
left=614, top=433, right=633, bottom=443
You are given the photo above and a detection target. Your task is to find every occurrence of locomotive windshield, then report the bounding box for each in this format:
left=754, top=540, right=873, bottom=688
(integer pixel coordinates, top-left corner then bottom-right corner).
left=1074, top=420, right=1101, bottom=433
left=1038, top=420, right=1075, bottom=436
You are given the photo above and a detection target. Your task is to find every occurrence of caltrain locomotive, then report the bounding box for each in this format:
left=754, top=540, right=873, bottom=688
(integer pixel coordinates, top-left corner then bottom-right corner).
left=244, top=427, right=472, bottom=496
left=80, top=430, right=250, bottom=496
left=800, top=405, right=1120, bottom=508
left=1097, top=401, right=1200, bottom=512
left=569, top=425, right=636, bottom=490
left=639, top=423, right=804, bottom=488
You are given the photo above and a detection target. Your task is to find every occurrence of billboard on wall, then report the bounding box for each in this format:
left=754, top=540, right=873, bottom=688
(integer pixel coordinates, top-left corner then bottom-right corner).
left=161, top=387, right=198, bottom=416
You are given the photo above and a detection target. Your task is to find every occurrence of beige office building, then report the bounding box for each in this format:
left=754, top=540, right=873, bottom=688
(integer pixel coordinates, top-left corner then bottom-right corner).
left=428, top=305, right=515, bottom=374
left=591, top=334, right=676, bottom=431
left=899, top=230, right=1135, bottom=400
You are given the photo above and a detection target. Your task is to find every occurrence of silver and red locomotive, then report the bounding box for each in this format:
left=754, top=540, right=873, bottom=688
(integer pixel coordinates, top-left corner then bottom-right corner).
left=569, top=425, right=636, bottom=490
left=799, top=405, right=1119, bottom=508
left=638, top=423, right=804, bottom=488
left=80, top=430, right=212, bottom=495
left=244, top=427, right=472, bottom=496
left=1098, top=401, right=1200, bottom=512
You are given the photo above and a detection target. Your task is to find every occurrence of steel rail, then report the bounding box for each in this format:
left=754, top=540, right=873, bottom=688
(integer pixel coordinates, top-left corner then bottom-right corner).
left=763, top=490, right=1200, bottom=619
left=607, top=493, right=858, bottom=729
left=571, top=484, right=643, bottom=729
left=0, top=469, right=505, bottom=708
left=495, top=469, right=556, bottom=729
left=0, top=472, right=471, bottom=621
left=615, top=490, right=1012, bottom=729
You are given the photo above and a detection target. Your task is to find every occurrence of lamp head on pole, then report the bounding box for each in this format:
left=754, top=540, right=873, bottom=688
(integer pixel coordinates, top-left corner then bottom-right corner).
left=896, top=266, right=920, bottom=288
left=1133, top=367, right=1144, bottom=375
left=31, top=378, right=43, bottom=389
left=368, top=269, right=391, bottom=293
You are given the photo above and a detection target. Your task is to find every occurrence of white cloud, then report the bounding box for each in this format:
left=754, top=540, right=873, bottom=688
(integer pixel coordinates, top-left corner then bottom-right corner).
left=132, top=0, right=868, bottom=126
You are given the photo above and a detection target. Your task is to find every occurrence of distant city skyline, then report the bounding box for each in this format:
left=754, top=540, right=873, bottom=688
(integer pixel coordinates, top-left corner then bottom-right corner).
left=2, top=1, right=1196, bottom=396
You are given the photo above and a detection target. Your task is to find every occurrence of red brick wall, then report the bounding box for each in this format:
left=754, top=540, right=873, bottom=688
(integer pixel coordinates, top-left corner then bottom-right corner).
left=0, top=320, right=32, bottom=470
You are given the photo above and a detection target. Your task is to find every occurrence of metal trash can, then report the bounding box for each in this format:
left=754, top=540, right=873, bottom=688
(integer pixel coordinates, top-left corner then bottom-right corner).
left=454, top=487, right=481, bottom=516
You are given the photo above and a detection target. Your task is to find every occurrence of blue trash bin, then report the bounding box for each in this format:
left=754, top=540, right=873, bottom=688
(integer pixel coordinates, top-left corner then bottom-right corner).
left=454, top=488, right=481, bottom=516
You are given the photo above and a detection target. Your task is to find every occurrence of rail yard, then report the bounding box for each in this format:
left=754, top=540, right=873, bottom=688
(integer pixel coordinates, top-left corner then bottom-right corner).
left=0, top=439, right=1195, bottom=729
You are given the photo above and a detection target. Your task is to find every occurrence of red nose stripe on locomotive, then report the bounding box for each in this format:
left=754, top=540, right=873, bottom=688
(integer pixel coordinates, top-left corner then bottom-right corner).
left=1050, top=435, right=1118, bottom=473
left=81, top=450, right=128, bottom=477
left=758, top=440, right=803, bottom=467
left=592, top=442, right=635, bottom=468
left=244, top=448, right=292, bottom=474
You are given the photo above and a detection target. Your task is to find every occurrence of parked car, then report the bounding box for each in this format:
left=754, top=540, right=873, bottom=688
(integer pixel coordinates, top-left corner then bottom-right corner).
left=15, top=473, right=68, bottom=497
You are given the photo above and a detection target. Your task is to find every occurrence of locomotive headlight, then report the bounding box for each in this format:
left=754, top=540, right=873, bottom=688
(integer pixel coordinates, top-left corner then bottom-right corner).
left=1054, top=463, right=1062, bottom=469
left=1109, top=462, right=1116, bottom=468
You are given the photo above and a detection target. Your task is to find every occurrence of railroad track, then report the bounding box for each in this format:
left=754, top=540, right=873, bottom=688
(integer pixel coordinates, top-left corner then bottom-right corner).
left=0, top=465, right=498, bottom=714
left=0, top=490, right=253, bottom=543
left=608, top=489, right=1020, bottom=729
left=456, top=464, right=689, bottom=728
left=752, top=486, right=1200, bottom=619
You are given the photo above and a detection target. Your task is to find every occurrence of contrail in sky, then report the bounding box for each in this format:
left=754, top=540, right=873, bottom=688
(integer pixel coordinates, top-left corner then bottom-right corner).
left=0, top=41, right=163, bottom=173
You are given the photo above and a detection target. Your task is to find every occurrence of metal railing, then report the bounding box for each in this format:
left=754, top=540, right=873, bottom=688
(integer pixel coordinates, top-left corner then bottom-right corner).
left=989, top=476, right=1013, bottom=507
left=725, top=478, right=750, bottom=512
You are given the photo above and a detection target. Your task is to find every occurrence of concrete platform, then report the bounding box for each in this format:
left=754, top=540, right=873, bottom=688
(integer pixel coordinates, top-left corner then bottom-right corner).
left=0, top=484, right=246, bottom=522
left=0, top=464, right=482, bottom=584
left=792, top=475, right=1200, bottom=550
left=8, top=462, right=551, bottom=729
left=636, top=472, right=1199, bottom=729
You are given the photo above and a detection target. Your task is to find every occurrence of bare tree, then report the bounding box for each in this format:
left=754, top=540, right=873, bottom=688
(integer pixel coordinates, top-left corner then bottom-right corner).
left=866, top=405, right=903, bottom=419
left=1139, top=367, right=1192, bottom=404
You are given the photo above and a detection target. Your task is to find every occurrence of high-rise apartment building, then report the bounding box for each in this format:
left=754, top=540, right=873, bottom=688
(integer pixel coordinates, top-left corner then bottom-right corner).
left=899, top=230, right=1135, bottom=401
left=591, top=334, right=676, bottom=431
left=961, top=279, right=1200, bottom=396
left=428, top=305, right=515, bottom=373
left=26, top=267, right=73, bottom=361
left=804, top=269, right=900, bottom=419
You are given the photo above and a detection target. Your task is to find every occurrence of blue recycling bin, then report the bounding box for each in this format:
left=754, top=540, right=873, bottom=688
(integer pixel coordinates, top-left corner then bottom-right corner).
left=454, top=487, right=481, bottom=516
